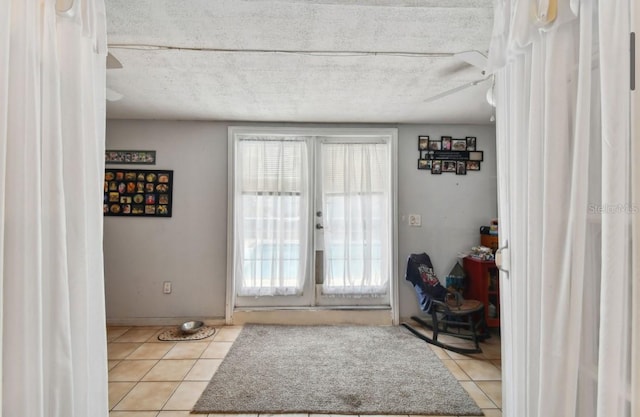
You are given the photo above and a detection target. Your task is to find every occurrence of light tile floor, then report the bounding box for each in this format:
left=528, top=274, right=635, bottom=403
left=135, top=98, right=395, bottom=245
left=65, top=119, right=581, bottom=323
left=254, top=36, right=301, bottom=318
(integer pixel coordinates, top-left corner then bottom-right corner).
left=107, top=323, right=502, bottom=417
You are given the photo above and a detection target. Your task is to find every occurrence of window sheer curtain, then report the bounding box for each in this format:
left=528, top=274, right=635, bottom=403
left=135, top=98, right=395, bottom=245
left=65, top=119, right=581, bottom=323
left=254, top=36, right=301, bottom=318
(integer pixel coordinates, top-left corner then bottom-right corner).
left=489, top=1, right=636, bottom=416
left=234, top=137, right=310, bottom=296
left=0, top=1, right=108, bottom=416
left=321, top=142, right=390, bottom=295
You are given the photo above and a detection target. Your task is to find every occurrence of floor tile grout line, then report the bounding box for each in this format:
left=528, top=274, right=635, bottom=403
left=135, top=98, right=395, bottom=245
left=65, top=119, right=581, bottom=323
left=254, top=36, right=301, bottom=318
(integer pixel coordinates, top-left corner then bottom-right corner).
left=444, top=358, right=473, bottom=381
left=115, top=330, right=221, bottom=380
left=115, top=379, right=183, bottom=413
left=113, top=326, right=166, bottom=344
left=110, top=358, right=160, bottom=383
left=475, top=381, right=501, bottom=409
left=109, top=380, right=139, bottom=411
left=159, top=379, right=191, bottom=412
left=109, top=328, right=184, bottom=411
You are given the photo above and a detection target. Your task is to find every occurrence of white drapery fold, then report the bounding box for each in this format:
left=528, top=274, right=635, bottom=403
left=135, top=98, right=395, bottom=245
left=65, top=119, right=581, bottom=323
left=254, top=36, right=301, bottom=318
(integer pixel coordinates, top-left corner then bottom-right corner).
left=490, top=0, right=635, bottom=417
left=0, top=1, right=108, bottom=416
left=234, top=137, right=310, bottom=296
left=320, top=142, right=390, bottom=295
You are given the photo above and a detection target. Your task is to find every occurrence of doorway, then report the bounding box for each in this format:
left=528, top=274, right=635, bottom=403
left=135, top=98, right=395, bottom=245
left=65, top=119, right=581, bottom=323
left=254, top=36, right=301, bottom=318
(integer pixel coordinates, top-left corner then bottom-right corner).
left=226, top=127, right=398, bottom=319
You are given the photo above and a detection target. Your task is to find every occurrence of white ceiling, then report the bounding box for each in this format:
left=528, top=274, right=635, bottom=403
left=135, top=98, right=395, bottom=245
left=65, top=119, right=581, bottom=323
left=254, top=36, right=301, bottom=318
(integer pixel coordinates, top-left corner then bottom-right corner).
left=105, top=0, right=495, bottom=124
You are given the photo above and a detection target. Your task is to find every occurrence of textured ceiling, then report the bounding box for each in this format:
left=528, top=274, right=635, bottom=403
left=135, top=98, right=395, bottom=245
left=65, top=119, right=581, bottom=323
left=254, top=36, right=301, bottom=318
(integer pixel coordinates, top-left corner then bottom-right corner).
left=105, top=0, right=495, bottom=124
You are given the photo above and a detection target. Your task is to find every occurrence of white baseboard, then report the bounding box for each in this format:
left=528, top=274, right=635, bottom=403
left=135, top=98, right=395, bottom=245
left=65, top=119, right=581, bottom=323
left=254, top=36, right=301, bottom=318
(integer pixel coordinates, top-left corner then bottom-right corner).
left=106, top=316, right=226, bottom=327
left=231, top=308, right=393, bottom=326
left=106, top=310, right=397, bottom=327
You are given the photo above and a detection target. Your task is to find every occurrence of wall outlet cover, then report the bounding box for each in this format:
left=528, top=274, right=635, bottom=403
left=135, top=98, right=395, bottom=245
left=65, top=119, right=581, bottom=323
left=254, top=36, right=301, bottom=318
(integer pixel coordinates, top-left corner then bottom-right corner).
left=408, top=214, right=421, bottom=227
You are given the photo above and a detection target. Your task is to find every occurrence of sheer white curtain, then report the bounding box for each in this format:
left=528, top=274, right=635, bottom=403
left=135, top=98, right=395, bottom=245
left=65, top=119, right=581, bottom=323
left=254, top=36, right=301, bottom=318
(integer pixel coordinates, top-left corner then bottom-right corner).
left=321, top=142, right=390, bottom=295
left=489, top=1, right=636, bottom=416
left=234, top=137, right=310, bottom=296
left=0, top=1, right=108, bottom=416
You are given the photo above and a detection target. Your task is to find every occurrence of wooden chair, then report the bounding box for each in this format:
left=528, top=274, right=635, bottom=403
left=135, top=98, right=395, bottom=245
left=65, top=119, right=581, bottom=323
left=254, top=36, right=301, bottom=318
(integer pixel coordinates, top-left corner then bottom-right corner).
left=401, top=252, right=488, bottom=355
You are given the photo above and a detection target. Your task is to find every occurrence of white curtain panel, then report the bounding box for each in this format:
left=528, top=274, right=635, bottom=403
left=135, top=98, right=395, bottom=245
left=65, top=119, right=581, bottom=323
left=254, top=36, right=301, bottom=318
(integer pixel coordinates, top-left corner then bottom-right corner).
left=0, top=1, right=108, bottom=416
left=234, top=137, right=310, bottom=296
left=321, top=142, right=390, bottom=295
left=489, top=1, right=635, bottom=417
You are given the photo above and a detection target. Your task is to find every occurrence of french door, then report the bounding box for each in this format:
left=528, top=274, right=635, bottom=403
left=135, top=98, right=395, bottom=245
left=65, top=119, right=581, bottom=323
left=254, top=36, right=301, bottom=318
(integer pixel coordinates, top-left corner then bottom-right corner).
left=228, top=127, right=397, bottom=310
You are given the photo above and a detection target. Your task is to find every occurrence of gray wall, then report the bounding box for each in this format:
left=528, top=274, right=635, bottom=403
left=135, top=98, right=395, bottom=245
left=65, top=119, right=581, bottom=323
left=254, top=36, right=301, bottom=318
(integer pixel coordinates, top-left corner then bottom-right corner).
left=104, top=120, right=496, bottom=322
left=396, top=124, right=497, bottom=318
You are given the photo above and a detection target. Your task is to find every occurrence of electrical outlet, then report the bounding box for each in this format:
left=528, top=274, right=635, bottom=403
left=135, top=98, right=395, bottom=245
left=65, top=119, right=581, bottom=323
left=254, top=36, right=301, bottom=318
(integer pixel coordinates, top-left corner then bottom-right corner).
left=408, top=214, right=421, bottom=227
left=163, top=281, right=172, bottom=294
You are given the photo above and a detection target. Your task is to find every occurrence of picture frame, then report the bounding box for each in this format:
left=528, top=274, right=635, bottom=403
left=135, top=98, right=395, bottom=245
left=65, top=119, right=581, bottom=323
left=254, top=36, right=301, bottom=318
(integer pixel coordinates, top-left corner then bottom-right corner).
left=418, top=136, right=430, bottom=150
left=442, top=137, right=452, bottom=151
left=428, top=138, right=442, bottom=150
left=451, top=139, right=467, bottom=151
left=431, top=160, right=442, bottom=174
left=104, top=169, right=173, bottom=217
left=105, top=150, right=156, bottom=165
left=466, top=161, right=481, bottom=171
left=418, top=159, right=429, bottom=170
left=466, top=136, right=477, bottom=151
left=456, top=161, right=467, bottom=175
left=443, top=161, right=456, bottom=172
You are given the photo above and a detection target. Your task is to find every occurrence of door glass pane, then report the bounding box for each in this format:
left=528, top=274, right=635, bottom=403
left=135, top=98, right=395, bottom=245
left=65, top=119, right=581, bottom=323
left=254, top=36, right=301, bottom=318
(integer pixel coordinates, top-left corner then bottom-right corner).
left=235, top=138, right=309, bottom=296
left=321, top=142, right=390, bottom=295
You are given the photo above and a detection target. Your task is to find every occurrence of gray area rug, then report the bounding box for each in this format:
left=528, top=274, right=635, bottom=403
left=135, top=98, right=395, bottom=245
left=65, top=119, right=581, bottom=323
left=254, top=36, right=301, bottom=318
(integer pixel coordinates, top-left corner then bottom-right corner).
left=193, top=324, right=483, bottom=415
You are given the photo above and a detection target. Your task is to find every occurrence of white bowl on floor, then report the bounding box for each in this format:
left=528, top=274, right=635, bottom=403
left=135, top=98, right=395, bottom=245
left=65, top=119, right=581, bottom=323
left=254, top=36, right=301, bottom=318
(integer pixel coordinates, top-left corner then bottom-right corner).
left=179, top=320, right=204, bottom=334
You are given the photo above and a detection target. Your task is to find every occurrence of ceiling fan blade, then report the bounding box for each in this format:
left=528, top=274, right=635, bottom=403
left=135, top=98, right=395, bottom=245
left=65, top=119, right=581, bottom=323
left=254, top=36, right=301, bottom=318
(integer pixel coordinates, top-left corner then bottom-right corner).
left=438, top=61, right=471, bottom=76
left=106, top=87, right=123, bottom=102
left=423, top=77, right=489, bottom=103
left=107, top=52, right=123, bottom=69
left=439, top=50, right=487, bottom=77
left=453, top=50, right=487, bottom=70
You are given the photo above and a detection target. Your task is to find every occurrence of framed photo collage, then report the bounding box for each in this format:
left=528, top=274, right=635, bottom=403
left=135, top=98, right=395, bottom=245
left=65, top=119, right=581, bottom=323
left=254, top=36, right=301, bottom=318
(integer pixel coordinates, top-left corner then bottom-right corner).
left=417, top=135, right=483, bottom=175
left=104, top=169, right=173, bottom=217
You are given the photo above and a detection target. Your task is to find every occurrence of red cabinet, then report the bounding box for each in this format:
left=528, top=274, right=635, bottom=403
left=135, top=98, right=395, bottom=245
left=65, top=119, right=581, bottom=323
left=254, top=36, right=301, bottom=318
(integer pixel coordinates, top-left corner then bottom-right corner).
left=463, top=257, right=500, bottom=328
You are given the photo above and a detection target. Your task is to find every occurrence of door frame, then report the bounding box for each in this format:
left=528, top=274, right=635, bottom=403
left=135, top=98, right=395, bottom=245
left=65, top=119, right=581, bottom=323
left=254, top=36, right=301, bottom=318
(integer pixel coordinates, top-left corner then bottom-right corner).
left=225, top=126, right=399, bottom=324
left=632, top=2, right=640, bottom=412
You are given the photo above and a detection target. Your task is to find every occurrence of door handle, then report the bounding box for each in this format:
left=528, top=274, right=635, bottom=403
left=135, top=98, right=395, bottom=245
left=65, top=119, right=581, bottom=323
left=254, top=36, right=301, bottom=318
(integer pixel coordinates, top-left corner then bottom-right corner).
left=316, top=223, right=324, bottom=230
left=495, top=240, right=509, bottom=274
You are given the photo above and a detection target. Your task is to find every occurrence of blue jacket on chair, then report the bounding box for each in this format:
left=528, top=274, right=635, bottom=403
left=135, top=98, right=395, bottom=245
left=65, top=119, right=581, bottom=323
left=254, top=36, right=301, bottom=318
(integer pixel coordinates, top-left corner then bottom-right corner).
left=405, top=253, right=448, bottom=313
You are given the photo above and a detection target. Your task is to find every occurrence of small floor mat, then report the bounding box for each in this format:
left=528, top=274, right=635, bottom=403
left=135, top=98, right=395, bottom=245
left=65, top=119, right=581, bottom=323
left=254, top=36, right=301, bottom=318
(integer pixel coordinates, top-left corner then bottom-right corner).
left=157, top=326, right=216, bottom=341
